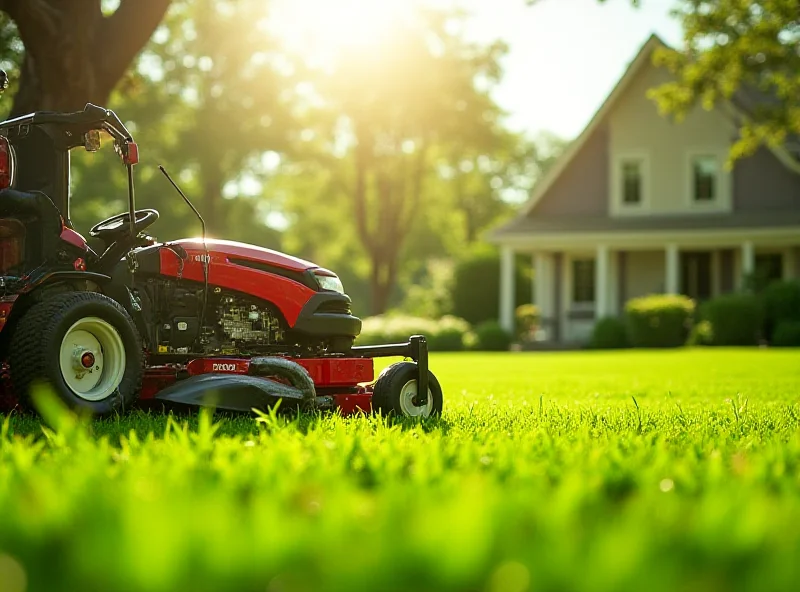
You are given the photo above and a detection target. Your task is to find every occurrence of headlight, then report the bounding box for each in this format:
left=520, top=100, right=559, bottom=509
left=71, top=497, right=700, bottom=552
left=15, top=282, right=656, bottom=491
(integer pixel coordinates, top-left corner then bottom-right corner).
left=315, top=271, right=344, bottom=294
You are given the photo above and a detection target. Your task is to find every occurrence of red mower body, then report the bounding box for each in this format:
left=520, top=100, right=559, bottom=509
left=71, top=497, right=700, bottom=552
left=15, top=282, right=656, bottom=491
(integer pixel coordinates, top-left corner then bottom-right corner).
left=0, top=96, right=441, bottom=419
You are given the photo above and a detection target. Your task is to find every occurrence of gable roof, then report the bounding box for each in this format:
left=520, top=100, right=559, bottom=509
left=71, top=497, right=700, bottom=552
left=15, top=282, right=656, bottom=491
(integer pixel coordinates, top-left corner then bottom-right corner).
left=508, top=32, right=800, bottom=224
left=517, top=33, right=667, bottom=218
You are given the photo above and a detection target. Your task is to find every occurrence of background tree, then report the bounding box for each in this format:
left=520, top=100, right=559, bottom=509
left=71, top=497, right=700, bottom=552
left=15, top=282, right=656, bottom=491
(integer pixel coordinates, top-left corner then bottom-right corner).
left=304, top=8, right=511, bottom=314
left=648, top=0, right=799, bottom=167
left=0, top=0, right=172, bottom=115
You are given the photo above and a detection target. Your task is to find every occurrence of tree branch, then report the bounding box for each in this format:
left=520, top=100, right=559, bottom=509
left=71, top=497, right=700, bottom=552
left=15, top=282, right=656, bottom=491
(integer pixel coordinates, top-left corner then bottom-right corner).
left=399, top=139, right=429, bottom=239
left=353, top=130, right=376, bottom=253
left=98, top=0, right=171, bottom=89
left=4, top=0, right=60, bottom=56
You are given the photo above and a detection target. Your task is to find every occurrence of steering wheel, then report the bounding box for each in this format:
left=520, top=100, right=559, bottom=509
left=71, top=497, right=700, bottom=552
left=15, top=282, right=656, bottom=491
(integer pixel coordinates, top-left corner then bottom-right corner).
left=89, top=209, right=160, bottom=243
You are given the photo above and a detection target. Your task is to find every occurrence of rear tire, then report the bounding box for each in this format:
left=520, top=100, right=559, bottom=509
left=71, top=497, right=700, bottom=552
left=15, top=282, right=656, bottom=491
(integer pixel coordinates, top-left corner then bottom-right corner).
left=371, top=361, right=443, bottom=418
left=9, top=291, right=143, bottom=416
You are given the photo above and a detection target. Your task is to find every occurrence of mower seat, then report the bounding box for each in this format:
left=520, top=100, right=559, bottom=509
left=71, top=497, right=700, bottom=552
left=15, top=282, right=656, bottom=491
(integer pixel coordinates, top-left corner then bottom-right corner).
left=0, top=188, right=66, bottom=273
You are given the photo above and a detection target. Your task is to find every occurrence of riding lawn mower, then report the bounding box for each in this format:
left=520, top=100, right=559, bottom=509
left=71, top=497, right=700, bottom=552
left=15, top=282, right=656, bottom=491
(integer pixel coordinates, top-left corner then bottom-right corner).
left=0, top=70, right=443, bottom=418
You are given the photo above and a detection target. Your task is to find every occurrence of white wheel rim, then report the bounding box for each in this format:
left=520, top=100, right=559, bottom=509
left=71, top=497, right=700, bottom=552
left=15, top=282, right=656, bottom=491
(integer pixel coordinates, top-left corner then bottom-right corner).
left=398, top=379, right=434, bottom=417
left=59, top=317, right=126, bottom=401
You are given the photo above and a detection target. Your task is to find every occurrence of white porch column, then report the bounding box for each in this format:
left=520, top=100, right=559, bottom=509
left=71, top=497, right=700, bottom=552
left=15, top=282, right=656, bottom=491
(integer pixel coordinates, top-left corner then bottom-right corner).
left=534, top=253, right=552, bottom=312
left=741, top=241, right=755, bottom=287
left=665, top=243, right=679, bottom=294
left=595, top=245, right=610, bottom=318
left=499, top=245, right=515, bottom=333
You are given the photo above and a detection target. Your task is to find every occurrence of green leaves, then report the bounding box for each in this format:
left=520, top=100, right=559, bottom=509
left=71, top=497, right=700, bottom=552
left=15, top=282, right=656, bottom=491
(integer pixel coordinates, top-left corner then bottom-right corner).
left=649, top=0, right=800, bottom=163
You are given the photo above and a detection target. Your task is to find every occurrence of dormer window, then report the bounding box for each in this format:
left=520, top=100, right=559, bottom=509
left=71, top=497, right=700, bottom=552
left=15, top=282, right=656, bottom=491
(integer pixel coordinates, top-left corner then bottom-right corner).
left=692, top=155, right=718, bottom=201
left=622, top=160, right=642, bottom=204
left=612, top=153, right=649, bottom=214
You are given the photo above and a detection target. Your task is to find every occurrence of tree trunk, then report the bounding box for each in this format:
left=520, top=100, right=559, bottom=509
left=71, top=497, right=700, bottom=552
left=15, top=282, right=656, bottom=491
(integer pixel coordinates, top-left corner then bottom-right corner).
left=1, top=0, right=171, bottom=116
left=369, top=255, right=398, bottom=316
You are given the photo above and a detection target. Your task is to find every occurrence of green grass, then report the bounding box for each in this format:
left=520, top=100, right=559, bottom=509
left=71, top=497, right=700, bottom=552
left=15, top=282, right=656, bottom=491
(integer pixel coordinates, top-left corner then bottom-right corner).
left=2, top=349, right=800, bottom=592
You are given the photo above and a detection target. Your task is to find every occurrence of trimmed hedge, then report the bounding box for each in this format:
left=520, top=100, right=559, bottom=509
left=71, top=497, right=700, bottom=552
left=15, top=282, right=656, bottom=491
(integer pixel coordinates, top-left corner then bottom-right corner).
left=589, top=317, right=630, bottom=349
left=762, top=280, right=800, bottom=341
left=356, top=315, right=471, bottom=351
left=471, top=320, right=513, bottom=351
left=703, top=293, right=762, bottom=346
left=772, top=321, right=800, bottom=347
left=451, top=245, right=531, bottom=326
left=625, top=295, right=695, bottom=348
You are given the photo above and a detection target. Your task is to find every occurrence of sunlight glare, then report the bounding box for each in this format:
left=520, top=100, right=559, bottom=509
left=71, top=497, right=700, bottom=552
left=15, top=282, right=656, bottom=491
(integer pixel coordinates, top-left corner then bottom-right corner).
left=270, top=0, right=412, bottom=64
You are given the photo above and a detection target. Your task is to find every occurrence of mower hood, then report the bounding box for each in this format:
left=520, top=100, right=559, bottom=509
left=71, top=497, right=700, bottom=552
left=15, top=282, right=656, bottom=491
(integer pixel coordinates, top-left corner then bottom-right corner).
left=169, top=238, right=318, bottom=272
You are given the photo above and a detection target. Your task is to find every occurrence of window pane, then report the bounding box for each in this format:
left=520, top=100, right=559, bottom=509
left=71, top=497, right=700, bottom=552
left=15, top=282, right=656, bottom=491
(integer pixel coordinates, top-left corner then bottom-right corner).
left=572, top=259, right=596, bottom=304
left=693, top=156, right=717, bottom=201
left=622, top=161, right=641, bottom=204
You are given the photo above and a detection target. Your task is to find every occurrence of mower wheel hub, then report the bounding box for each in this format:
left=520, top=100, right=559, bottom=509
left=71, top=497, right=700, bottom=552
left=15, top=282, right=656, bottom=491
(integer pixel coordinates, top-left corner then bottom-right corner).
left=398, top=379, right=434, bottom=417
left=80, top=351, right=96, bottom=369
left=60, top=317, right=126, bottom=401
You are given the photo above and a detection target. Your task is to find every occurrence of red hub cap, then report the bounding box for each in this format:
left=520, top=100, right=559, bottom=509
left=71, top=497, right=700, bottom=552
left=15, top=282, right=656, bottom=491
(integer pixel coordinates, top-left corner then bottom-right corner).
left=81, top=352, right=96, bottom=369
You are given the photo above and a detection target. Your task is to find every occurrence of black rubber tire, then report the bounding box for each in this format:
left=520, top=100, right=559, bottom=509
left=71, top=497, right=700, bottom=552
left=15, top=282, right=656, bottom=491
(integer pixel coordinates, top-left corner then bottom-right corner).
left=371, top=361, right=443, bottom=418
left=9, top=291, right=143, bottom=416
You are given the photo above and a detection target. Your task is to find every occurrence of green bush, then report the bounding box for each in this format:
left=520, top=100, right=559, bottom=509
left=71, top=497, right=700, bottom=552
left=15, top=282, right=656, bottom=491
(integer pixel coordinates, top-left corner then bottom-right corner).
left=625, top=294, right=695, bottom=348
left=515, top=304, right=540, bottom=341
left=687, top=320, right=714, bottom=346
left=451, top=245, right=531, bottom=326
left=471, top=320, right=513, bottom=351
left=703, top=293, right=762, bottom=346
left=772, top=321, right=800, bottom=347
left=355, top=314, right=470, bottom=351
left=762, top=280, right=800, bottom=340
left=589, top=317, right=630, bottom=349
left=427, top=316, right=471, bottom=351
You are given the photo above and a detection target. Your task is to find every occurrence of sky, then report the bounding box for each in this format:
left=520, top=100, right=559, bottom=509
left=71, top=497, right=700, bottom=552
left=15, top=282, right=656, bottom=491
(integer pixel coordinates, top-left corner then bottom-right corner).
left=460, top=0, right=685, bottom=140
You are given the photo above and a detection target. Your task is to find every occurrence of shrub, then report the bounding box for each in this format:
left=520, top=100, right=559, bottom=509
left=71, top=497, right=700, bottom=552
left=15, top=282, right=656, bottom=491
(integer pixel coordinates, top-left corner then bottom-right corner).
left=515, top=304, right=540, bottom=341
left=625, top=294, right=695, bottom=348
left=471, top=320, right=513, bottom=351
left=703, top=293, right=762, bottom=346
left=762, top=280, right=800, bottom=340
left=355, top=314, right=470, bottom=351
left=589, top=317, right=630, bottom=349
left=687, top=320, right=714, bottom=346
left=772, top=321, right=800, bottom=347
left=451, top=245, right=531, bottom=326
left=427, top=316, right=471, bottom=351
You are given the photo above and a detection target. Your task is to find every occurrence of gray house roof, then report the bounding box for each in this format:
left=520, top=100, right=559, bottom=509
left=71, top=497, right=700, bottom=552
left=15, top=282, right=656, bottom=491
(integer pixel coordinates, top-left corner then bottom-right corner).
left=495, top=210, right=800, bottom=236
left=490, top=33, right=800, bottom=242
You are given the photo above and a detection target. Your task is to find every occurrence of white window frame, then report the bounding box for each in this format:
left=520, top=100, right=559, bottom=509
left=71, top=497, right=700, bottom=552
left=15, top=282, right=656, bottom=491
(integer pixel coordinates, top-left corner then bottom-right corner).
left=611, top=151, right=650, bottom=216
left=685, top=148, right=732, bottom=213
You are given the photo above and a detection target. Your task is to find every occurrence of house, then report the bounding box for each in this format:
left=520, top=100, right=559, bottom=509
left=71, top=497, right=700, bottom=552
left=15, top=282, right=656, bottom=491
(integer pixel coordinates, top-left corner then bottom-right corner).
left=488, top=34, right=800, bottom=344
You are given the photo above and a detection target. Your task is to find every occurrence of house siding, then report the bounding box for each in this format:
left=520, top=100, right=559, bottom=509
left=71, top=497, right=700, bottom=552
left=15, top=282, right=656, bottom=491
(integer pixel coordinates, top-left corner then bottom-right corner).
left=608, top=63, right=736, bottom=216
left=528, top=125, right=609, bottom=217
left=733, top=146, right=800, bottom=211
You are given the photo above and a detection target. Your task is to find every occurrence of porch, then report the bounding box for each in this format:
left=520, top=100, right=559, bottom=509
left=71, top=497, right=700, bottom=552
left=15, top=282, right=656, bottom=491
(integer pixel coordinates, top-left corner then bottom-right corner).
left=499, top=233, right=800, bottom=343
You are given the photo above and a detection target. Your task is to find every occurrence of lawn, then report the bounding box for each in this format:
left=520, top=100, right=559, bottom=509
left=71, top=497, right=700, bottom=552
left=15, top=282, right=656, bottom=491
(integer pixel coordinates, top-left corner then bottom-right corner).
left=2, top=348, right=800, bottom=592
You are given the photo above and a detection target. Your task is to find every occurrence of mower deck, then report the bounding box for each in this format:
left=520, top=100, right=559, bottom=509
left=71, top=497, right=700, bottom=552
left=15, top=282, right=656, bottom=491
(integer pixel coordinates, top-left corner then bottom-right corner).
left=140, top=336, right=428, bottom=416
left=140, top=355, right=377, bottom=415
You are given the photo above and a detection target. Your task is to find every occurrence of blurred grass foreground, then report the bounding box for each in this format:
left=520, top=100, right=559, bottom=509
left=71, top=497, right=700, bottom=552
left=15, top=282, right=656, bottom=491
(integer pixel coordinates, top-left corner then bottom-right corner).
left=1, top=349, right=800, bottom=591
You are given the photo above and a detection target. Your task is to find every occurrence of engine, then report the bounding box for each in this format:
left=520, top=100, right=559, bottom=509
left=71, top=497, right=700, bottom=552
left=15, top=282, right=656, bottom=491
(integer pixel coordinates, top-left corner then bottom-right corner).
left=144, top=279, right=287, bottom=355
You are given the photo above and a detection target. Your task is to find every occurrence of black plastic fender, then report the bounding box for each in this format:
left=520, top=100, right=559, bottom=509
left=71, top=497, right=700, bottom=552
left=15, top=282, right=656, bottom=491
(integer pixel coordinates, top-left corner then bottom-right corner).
left=155, top=357, right=317, bottom=413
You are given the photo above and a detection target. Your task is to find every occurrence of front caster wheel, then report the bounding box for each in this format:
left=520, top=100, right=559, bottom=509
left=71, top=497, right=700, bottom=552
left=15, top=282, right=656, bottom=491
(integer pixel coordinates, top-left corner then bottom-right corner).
left=9, top=291, right=143, bottom=416
left=371, top=361, right=443, bottom=418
